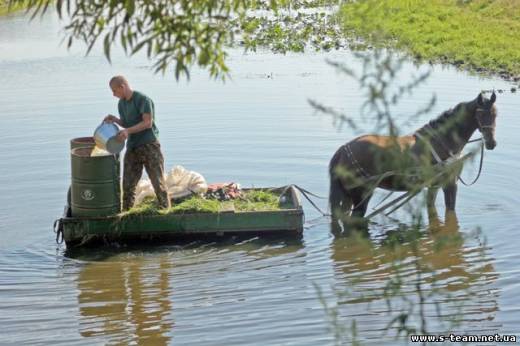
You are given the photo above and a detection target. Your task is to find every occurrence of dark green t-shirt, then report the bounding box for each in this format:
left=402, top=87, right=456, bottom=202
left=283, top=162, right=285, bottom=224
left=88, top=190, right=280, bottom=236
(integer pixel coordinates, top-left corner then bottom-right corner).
left=118, top=90, right=159, bottom=149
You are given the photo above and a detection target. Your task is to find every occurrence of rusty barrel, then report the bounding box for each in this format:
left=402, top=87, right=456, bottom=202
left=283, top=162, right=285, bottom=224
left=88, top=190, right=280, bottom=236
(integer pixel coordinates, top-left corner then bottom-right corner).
left=70, top=136, right=96, bottom=150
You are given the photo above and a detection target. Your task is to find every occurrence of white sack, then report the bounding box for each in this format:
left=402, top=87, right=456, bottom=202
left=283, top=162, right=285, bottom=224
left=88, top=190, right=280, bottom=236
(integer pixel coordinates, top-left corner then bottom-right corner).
left=134, top=165, right=208, bottom=205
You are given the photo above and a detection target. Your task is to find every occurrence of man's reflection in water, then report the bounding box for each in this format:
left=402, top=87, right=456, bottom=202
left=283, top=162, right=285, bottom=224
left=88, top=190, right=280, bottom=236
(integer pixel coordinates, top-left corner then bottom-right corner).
left=77, top=254, right=174, bottom=345
left=74, top=236, right=304, bottom=345
left=330, top=209, right=499, bottom=338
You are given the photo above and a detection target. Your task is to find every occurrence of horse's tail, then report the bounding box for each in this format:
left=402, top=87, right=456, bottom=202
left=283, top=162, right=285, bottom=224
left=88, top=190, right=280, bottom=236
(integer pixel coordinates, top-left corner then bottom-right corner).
left=329, top=148, right=350, bottom=218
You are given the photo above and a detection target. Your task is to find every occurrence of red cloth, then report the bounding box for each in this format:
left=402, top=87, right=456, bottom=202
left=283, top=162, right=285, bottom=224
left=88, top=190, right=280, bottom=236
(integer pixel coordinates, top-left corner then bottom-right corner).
left=206, top=183, right=241, bottom=199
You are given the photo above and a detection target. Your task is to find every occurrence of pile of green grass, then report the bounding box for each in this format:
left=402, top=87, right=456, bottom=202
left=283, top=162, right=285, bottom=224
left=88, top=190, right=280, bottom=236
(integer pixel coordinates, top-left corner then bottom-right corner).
left=234, top=190, right=280, bottom=211
left=122, top=190, right=281, bottom=217
left=339, top=0, right=520, bottom=78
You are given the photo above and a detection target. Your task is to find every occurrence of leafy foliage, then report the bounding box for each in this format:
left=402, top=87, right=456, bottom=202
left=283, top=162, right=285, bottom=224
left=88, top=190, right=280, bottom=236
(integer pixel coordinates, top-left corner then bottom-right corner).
left=9, top=0, right=344, bottom=79
left=9, top=0, right=270, bottom=79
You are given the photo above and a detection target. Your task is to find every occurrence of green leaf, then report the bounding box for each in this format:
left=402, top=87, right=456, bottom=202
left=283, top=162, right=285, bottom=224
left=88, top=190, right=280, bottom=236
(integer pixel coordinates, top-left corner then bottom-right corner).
left=131, top=38, right=149, bottom=55
left=104, top=34, right=112, bottom=63
left=125, top=0, right=135, bottom=17
left=198, top=48, right=210, bottom=66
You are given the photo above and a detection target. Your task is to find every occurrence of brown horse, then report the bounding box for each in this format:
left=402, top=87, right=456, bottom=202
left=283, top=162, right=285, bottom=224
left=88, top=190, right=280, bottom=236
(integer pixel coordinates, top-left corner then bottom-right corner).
left=329, top=92, right=497, bottom=224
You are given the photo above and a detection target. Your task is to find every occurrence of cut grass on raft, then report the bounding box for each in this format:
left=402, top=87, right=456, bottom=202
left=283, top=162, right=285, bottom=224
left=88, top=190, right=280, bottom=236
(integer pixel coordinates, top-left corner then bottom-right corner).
left=122, top=190, right=281, bottom=216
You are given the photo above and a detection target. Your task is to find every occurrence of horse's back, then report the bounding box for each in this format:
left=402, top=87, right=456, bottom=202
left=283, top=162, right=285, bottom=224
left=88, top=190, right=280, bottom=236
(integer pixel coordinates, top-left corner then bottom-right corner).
left=330, top=134, right=418, bottom=191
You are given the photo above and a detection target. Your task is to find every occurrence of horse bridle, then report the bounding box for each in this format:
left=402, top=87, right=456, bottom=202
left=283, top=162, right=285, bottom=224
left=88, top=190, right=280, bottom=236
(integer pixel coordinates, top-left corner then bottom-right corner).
left=475, top=107, right=495, bottom=133
left=455, top=106, right=493, bottom=186
left=416, top=106, right=489, bottom=186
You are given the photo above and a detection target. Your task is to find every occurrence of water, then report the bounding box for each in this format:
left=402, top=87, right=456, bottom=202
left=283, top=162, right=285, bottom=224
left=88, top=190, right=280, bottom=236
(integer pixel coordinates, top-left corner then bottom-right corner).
left=1, top=11, right=519, bottom=345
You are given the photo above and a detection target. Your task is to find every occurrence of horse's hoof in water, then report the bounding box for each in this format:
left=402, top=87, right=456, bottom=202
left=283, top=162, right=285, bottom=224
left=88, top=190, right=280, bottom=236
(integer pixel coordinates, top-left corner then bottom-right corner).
left=341, top=215, right=369, bottom=231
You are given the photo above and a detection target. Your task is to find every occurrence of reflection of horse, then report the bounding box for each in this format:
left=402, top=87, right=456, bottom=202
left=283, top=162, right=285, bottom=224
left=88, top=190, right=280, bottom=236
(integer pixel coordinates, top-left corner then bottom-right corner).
left=329, top=92, right=497, bottom=223
left=329, top=210, right=499, bottom=338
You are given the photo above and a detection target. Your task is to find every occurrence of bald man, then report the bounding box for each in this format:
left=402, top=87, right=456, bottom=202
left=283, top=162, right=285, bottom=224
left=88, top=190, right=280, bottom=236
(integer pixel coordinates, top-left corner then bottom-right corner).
left=104, top=76, right=170, bottom=210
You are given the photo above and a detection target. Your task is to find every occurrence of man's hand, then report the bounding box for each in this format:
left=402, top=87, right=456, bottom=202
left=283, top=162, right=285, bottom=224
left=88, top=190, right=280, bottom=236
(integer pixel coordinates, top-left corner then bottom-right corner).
left=104, top=114, right=117, bottom=123
left=116, top=129, right=129, bottom=142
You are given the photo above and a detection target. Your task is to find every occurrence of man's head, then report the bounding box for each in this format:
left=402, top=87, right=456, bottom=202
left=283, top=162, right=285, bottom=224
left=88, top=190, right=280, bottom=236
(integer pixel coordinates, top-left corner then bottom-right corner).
left=109, top=75, right=132, bottom=100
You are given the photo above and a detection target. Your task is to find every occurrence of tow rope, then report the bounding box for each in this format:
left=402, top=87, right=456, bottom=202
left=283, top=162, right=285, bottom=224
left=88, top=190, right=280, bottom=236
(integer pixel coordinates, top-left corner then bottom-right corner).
left=53, top=219, right=64, bottom=244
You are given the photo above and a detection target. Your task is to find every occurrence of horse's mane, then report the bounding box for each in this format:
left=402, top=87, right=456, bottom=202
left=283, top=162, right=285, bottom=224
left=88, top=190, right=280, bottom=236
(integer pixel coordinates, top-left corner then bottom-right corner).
left=416, top=101, right=470, bottom=134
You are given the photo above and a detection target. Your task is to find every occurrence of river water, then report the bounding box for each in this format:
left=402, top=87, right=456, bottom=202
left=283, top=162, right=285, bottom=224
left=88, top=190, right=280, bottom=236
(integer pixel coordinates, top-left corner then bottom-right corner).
left=1, top=11, right=519, bottom=345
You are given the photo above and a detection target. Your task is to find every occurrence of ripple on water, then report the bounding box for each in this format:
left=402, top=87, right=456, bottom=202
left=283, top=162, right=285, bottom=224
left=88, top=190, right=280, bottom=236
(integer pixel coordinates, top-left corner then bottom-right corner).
left=2, top=8, right=520, bottom=345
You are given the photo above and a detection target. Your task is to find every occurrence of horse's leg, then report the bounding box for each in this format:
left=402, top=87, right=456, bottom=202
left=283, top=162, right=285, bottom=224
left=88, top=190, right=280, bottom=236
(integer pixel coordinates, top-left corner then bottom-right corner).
left=351, top=188, right=372, bottom=219
left=329, top=177, right=353, bottom=234
left=442, top=181, right=458, bottom=211
left=444, top=209, right=459, bottom=229
left=337, top=188, right=371, bottom=230
left=426, top=187, right=439, bottom=218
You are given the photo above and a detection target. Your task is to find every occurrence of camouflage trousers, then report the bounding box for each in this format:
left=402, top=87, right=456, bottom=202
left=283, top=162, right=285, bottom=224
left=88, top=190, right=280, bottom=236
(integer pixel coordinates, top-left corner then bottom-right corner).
left=122, top=141, right=170, bottom=210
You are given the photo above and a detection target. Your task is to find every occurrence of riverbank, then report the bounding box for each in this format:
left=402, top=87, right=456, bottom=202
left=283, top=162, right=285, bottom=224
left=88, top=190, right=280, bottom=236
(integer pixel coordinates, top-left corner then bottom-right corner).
left=339, top=0, right=520, bottom=81
left=0, top=0, right=25, bottom=16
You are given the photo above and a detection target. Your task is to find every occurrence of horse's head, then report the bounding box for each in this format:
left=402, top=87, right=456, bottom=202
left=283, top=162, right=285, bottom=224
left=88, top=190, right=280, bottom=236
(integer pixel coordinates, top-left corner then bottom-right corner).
left=476, top=91, right=497, bottom=150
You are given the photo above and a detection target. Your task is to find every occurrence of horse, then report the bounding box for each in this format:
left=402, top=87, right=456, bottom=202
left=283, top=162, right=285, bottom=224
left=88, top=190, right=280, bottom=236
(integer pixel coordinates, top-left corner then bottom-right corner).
left=329, top=92, right=497, bottom=226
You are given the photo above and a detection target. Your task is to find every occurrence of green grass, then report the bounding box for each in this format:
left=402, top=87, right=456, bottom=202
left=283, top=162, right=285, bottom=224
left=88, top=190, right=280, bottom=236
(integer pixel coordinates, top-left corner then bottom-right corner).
left=0, top=0, right=26, bottom=16
left=339, top=0, right=520, bottom=78
left=234, top=190, right=281, bottom=211
left=122, top=190, right=281, bottom=217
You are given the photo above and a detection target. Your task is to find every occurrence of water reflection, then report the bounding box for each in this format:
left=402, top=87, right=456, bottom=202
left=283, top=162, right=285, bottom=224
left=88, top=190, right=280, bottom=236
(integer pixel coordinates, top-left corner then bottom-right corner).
left=73, top=237, right=304, bottom=345
left=330, top=211, right=499, bottom=340
left=77, top=253, right=174, bottom=345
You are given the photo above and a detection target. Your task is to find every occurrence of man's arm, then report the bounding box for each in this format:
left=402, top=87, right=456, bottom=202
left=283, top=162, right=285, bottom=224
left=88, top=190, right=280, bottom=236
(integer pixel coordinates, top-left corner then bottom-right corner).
left=104, top=114, right=124, bottom=127
left=116, top=113, right=152, bottom=141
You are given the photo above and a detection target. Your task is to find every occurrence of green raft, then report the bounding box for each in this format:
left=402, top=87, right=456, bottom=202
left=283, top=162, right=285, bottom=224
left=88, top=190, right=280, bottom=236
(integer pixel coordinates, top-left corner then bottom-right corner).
left=56, top=186, right=304, bottom=248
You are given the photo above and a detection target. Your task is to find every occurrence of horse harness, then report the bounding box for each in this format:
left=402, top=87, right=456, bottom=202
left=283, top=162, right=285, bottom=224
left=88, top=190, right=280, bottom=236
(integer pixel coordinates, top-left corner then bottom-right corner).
left=414, top=109, right=488, bottom=186
left=340, top=121, right=485, bottom=193
left=341, top=142, right=372, bottom=180
left=414, top=124, right=460, bottom=165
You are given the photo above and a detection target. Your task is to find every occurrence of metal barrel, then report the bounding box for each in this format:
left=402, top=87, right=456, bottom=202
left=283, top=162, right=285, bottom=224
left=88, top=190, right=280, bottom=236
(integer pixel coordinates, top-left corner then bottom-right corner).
left=70, top=136, right=96, bottom=150
left=70, top=147, right=121, bottom=217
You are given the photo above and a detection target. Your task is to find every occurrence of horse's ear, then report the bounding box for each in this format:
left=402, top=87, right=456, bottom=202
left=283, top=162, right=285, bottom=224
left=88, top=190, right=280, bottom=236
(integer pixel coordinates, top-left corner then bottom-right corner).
left=490, top=91, right=496, bottom=104
left=477, top=93, right=484, bottom=105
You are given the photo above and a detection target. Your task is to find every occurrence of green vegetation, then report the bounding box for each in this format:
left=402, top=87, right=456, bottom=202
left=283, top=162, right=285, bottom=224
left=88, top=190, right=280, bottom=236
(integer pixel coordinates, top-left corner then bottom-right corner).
left=233, top=10, right=345, bottom=54
left=122, top=190, right=281, bottom=217
left=340, top=0, right=520, bottom=79
left=234, top=190, right=281, bottom=211
left=8, top=0, right=344, bottom=79
left=0, top=0, right=25, bottom=15
left=6, top=0, right=520, bottom=79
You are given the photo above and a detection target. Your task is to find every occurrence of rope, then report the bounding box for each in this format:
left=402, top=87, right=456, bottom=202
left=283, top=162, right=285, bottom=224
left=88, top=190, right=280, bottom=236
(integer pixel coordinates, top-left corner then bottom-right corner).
left=290, top=185, right=330, bottom=216
left=53, top=219, right=64, bottom=244
left=458, top=140, right=484, bottom=186
left=291, top=185, right=327, bottom=199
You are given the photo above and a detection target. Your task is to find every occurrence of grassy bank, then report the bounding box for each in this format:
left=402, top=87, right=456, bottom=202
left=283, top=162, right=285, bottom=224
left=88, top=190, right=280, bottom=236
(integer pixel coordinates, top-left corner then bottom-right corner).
left=340, top=0, right=520, bottom=80
left=0, top=0, right=26, bottom=16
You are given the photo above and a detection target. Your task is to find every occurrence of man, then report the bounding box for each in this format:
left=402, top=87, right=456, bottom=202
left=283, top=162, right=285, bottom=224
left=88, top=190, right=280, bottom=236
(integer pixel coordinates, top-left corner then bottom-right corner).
left=104, top=75, right=171, bottom=210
